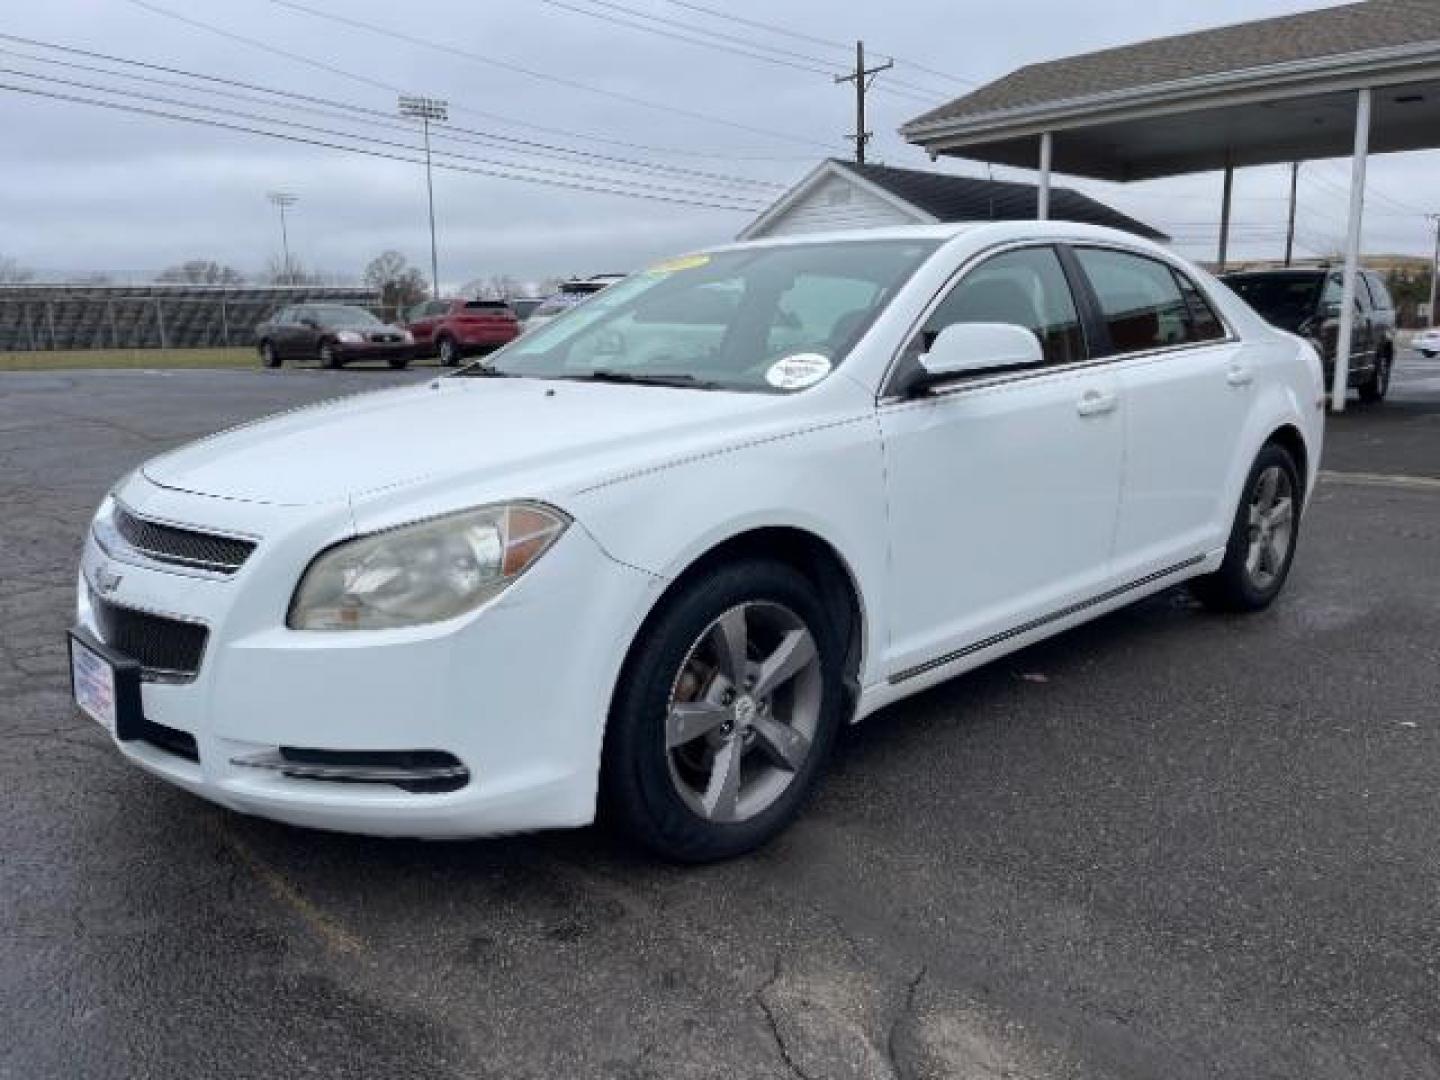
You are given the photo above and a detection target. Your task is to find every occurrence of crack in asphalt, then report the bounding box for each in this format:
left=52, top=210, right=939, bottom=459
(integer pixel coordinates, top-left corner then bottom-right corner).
left=885, top=965, right=927, bottom=1080
left=755, top=957, right=817, bottom=1080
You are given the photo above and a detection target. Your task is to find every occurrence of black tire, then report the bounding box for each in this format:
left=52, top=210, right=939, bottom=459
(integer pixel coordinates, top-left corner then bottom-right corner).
left=259, top=340, right=281, bottom=368
left=388, top=356, right=411, bottom=370
left=1191, top=442, right=1302, bottom=613
left=1357, top=350, right=1391, bottom=403
left=437, top=336, right=461, bottom=367
left=318, top=341, right=341, bottom=369
left=601, top=559, right=844, bottom=862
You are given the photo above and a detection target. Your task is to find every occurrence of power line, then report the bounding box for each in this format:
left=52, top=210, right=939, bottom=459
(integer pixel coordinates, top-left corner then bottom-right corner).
left=0, top=38, right=783, bottom=192
left=239, top=0, right=836, bottom=149
left=648, top=0, right=980, bottom=89
left=0, top=31, right=804, bottom=172
left=0, top=66, right=770, bottom=207
left=531, top=0, right=947, bottom=103
left=0, top=80, right=769, bottom=212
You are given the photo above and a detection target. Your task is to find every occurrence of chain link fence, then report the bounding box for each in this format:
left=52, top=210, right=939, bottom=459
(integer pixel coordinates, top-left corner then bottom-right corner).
left=0, top=286, right=389, bottom=352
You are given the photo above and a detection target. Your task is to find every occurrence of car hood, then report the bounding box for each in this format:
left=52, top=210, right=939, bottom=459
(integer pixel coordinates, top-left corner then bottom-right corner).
left=141, top=377, right=787, bottom=507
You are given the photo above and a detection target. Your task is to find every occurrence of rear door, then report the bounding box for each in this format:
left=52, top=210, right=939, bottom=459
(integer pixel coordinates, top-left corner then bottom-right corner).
left=1069, top=246, right=1249, bottom=579
left=878, top=244, right=1124, bottom=679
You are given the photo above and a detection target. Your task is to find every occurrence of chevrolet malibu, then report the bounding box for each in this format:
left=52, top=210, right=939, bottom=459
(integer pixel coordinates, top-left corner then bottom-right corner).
left=70, top=224, right=1323, bottom=861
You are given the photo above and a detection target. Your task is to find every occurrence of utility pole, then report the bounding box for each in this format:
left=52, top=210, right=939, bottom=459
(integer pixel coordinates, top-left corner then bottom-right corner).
left=398, top=95, right=448, bottom=299
left=1284, top=162, right=1300, bottom=267
left=1428, top=214, right=1439, bottom=328
left=267, top=191, right=297, bottom=283
left=834, top=41, right=892, bottom=165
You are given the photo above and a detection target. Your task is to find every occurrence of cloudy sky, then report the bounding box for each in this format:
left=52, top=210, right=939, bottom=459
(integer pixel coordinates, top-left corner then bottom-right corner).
left=2, top=0, right=1436, bottom=288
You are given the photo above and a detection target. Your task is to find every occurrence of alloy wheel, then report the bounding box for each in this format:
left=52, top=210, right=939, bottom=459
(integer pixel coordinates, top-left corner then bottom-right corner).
left=440, top=339, right=457, bottom=366
left=665, top=602, right=823, bottom=824
left=1245, top=465, right=1294, bottom=589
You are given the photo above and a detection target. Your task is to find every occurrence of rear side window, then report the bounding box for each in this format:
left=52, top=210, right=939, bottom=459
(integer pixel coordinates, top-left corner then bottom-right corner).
left=922, top=246, right=1086, bottom=366
left=1075, top=248, right=1218, bottom=354
left=1172, top=272, right=1226, bottom=342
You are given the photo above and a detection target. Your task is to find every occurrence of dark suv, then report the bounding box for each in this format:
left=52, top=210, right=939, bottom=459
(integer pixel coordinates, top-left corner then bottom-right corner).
left=1221, top=268, right=1395, bottom=402
left=255, top=305, right=414, bottom=369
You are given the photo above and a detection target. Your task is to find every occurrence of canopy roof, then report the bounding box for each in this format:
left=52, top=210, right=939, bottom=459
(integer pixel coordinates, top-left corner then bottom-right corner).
left=903, top=0, right=1440, bottom=181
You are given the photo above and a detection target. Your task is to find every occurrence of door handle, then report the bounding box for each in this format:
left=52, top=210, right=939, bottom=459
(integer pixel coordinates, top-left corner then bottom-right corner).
left=1226, top=365, right=1254, bottom=388
left=1076, top=389, right=1118, bottom=417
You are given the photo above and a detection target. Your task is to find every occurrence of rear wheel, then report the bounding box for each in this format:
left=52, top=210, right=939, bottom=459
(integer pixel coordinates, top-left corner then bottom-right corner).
left=259, top=340, right=280, bottom=368
left=1192, top=443, right=1301, bottom=612
left=318, top=342, right=341, bottom=369
left=602, top=560, right=843, bottom=862
left=1358, top=350, right=1391, bottom=403
left=437, top=336, right=460, bottom=367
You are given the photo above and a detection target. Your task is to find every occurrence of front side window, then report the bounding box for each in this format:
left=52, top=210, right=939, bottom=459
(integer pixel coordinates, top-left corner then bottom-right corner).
left=311, top=306, right=382, bottom=327
left=1075, top=248, right=1206, bottom=354
left=488, top=240, right=939, bottom=392
left=920, top=246, right=1086, bottom=366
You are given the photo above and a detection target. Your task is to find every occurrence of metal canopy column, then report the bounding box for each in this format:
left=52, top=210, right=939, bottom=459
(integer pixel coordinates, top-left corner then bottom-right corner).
left=1037, top=131, right=1052, bottom=220
left=1218, top=158, right=1234, bottom=271
left=1332, top=87, right=1372, bottom=414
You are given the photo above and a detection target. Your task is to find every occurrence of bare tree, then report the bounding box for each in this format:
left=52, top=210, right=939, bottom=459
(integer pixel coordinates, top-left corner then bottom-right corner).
left=363, top=250, right=430, bottom=311
left=263, top=254, right=326, bottom=286
left=157, top=259, right=246, bottom=285
left=0, top=255, right=34, bottom=284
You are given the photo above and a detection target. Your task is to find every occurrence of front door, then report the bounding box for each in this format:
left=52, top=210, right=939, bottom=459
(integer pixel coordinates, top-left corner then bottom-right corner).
left=879, top=245, right=1124, bottom=680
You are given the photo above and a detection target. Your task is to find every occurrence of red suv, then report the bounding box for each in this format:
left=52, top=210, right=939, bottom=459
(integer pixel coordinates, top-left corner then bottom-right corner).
left=406, top=299, right=520, bottom=366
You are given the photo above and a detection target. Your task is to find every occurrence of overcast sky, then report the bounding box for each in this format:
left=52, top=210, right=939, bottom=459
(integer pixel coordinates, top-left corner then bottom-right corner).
left=2, top=0, right=1436, bottom=288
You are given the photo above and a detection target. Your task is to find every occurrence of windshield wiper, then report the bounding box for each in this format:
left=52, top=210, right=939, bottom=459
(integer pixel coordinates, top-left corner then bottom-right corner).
left=564, top=369, right=723, bottom=390
left=451, top=359, right=514, bottom=377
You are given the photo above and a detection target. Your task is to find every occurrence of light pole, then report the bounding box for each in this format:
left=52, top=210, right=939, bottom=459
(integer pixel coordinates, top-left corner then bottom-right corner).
left=398, top=95, right=448, bottom=299
left=267, top=191, right=298, bottom=283
left=1427, top=214, right=1439, bottom=328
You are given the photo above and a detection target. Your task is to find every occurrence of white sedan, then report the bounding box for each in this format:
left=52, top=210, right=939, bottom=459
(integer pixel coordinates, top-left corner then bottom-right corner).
left=70, top=223, right=1324, bottom=861
left=1414, top=327, right=1440, bottom=358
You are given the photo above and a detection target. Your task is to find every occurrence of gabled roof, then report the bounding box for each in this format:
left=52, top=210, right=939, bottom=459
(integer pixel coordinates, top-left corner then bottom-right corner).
left=831, top=160, right=1167, bottom=241
left=906, top=0, right=1438, bottom=131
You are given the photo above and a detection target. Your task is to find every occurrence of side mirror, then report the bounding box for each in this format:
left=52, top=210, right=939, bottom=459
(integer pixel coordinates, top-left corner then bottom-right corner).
left=909, top=322, right=1043, bottom=393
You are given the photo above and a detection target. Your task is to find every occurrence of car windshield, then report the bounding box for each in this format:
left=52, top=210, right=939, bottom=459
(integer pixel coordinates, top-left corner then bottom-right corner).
left=483, top=240, right=940, bottom=392
left=313, top=306, right=382, bottom=327
left=1223, top=273, right=1331, bottom=325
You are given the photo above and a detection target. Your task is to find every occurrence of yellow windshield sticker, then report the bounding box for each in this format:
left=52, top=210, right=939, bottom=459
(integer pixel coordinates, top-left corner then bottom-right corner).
left=647, top=253, right=711, bottom=274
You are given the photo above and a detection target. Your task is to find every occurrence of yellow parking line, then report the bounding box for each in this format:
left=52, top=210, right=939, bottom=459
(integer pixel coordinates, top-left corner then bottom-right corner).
left=218, top=826, right=364, bottom=956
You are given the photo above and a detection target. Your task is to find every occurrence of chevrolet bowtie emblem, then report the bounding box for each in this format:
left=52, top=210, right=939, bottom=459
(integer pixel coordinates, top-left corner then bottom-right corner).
left=95, top=565, right=123, bottom=595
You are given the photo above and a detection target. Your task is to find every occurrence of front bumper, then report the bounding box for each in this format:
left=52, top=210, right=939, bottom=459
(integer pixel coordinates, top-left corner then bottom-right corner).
left=75, top=478, right=663, bottom=838
left=335, top=342, right=413, bottom=362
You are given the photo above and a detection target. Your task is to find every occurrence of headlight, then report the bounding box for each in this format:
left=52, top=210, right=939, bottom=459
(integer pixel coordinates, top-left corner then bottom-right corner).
left=336, top=330, right=365, bottom=344
left=399, top=330, right=415, bottom=344
left=91, top=494, right=120, bottom=553
left=288, top=502, right=569, bottom=631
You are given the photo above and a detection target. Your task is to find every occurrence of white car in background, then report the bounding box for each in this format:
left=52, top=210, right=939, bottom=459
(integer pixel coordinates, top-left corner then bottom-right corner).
left=522, top=273, right=626, bottom=334
left=1414, top=327, right=1440, bottom=358
left=70, top=223, right=1323, bottom=861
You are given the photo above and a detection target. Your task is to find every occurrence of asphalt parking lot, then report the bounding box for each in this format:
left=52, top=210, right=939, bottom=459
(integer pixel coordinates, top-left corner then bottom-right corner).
left=2, top=351, right=1438, bottom=1079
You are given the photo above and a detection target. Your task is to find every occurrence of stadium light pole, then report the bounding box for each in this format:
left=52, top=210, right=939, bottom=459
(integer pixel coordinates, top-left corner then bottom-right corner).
left=266, top=191, right=298, bottom=284
left=398, top=95, right=448, bottom=299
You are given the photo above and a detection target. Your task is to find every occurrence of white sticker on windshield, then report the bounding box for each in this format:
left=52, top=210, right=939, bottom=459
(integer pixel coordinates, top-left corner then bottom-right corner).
left=765, top=353, right=832, bottom=390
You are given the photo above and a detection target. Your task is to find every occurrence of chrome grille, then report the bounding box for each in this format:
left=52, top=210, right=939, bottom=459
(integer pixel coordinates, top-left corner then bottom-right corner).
left=91, top=596, right=208, bottom=681
left=113, top=505, right=255, bottom=575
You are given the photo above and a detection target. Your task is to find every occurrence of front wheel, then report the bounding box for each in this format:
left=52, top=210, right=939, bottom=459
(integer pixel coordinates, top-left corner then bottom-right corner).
left=318, top=342, right=341, bottom=369
left=1358, top=351, right=1391, bottom=403
left=437, top=337, right=461, bottom=367
left=601, top=560, right=843, bottom=862
left=1192, top=443, right=1301, bottom=613
left=259, top=341, right=280, bottom=368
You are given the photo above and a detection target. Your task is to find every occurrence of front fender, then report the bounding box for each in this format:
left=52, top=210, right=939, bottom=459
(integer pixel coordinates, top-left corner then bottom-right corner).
left=570, top=411, right=891, bottom=688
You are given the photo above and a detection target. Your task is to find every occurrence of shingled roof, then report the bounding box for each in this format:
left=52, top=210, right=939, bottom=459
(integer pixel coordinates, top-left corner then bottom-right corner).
left=834, top=160, right=1167, bottom=241
left=906, top=0, right=1440, bottom=131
